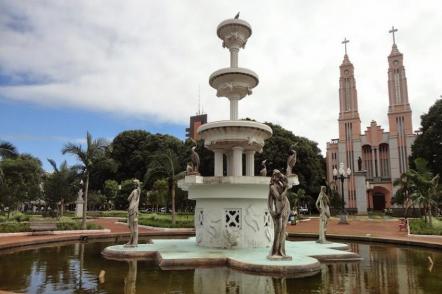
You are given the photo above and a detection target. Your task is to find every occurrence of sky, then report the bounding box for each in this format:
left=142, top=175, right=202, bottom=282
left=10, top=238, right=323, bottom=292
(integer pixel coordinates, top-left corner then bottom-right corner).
left=1, top=0, right=441, bottom=171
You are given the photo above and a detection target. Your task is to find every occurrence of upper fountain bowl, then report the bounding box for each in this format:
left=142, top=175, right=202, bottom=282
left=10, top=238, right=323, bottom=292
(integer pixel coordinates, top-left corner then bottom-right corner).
left=217, top=18, right=252, bottom=49
left=209, top=67, right=259, bottom=99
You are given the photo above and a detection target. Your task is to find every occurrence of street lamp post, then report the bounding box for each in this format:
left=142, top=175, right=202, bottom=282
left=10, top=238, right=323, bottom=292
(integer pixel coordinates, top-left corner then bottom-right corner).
left=333, top=162, right=351, bottom=224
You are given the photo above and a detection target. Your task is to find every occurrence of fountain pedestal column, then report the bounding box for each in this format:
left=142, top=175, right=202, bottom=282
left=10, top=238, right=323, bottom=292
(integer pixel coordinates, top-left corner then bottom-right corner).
left=232, top=146, right=244, bottom=176
left=214, top=149, right=224, bottom=176
left=245, top=150, right=255, bottom=176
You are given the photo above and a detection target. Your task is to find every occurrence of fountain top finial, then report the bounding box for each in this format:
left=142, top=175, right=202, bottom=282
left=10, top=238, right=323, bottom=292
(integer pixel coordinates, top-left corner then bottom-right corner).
left=216, top=18, right=252, bottom=49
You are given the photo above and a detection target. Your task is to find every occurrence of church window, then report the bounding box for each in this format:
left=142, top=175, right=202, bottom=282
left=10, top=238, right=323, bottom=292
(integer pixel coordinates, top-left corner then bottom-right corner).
left=394, top=71, right=401, bottom=104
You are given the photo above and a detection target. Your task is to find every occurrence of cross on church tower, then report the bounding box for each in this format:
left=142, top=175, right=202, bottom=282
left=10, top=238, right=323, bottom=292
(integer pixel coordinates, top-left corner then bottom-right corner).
left=389, top=26, right=398, bottom=44
left=342, top=38, right=349, bottom=55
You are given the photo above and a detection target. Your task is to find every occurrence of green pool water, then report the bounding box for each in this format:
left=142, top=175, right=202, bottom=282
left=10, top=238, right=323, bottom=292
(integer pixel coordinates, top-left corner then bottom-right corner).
left=0, top=238, right=440, bottom=293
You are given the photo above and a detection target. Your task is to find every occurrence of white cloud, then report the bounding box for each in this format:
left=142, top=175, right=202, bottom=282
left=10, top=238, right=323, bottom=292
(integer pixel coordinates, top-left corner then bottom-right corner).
left=1, top=0, right=441, bottom=153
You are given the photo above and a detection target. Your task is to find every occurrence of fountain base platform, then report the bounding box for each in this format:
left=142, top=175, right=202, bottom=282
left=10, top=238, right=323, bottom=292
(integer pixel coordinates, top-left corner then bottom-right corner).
left=102, top=238, right=361, bottom=278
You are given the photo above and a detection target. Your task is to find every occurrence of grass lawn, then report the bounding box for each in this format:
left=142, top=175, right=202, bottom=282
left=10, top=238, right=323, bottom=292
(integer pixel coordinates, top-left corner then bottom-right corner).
left=0, top=213, right=102, bottom=233
left=409, top=218, right=442, bottom=235
left=137, top=213, right=194, bottom=228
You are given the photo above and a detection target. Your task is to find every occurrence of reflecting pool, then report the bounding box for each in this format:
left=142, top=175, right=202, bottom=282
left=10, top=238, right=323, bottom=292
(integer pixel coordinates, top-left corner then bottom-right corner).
left=0, top=238, right=440, bottom=293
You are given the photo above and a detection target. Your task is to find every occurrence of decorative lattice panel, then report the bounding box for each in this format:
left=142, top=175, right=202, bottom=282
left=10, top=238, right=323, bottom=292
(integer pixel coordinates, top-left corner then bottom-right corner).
left=197, top=209, right=204, bottom=227
left=225, top=209, right=241, bottom=229
left=264, top=211, right=271, bottom=227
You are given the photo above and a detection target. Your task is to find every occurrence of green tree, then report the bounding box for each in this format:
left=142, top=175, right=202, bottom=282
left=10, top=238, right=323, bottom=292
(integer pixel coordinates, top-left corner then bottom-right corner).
left=44, top=159, right=79, bottom=217
left=62, top=132, right=108, bottom=229
left=408, top=158, right=438, bottom=224
left=0, top=155, right=43, bottom=218
left=114, top=179, right=141, bottom=210
left=288, top=188, right=313, bottom=215
left=111, top=130, right=187, bottom=182
left=411, top=98, right=442, bottom=179
left=392, top=173, right=414, bottom=217
left=145, top=149, right=181, bottom=224
left=255, top=122, right=326, bottom=197
left=148, top=179, right=168, bottom=211
left=0, top=141, right=18, bottom=159
left=103, top=179, right=119, bottom=208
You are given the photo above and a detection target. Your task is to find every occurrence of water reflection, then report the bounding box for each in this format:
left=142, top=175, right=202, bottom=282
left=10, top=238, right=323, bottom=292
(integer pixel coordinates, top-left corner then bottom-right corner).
left=124, top=260, right=137, bottom=294
left=0, top=240, right=441, bottom=293
left=194, top=268, right=288, bottom=294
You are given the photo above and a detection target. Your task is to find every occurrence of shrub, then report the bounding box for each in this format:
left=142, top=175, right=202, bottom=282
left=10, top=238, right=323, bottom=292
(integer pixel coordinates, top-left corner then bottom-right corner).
left=0, top=222, right=30, bottom=233
left=13, top=212, right=30, bottom=222
left=409, top=218, right=442, bottom=235
left=137, top=213, right=194, bottom=228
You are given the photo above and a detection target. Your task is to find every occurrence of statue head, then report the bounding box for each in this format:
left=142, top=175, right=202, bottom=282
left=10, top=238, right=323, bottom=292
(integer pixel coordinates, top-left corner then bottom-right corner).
left=133, top=179, right=140, bottom=188
left=271, top=169, right=288, bottom=191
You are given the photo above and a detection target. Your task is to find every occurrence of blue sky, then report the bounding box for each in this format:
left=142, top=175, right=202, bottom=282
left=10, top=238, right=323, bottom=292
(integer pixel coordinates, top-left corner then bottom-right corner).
left=0, top=98, right=185, bottom=171
left=1, top=1, right=441, bottom=172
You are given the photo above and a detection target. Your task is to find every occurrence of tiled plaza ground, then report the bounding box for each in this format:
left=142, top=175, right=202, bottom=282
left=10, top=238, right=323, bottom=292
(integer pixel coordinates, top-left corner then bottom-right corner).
left=0, top=217, right=441, bottom=250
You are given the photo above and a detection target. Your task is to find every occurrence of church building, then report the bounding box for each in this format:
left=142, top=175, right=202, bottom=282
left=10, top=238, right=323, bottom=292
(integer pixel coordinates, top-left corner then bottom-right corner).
left=326, top=28, right=416, bottom=214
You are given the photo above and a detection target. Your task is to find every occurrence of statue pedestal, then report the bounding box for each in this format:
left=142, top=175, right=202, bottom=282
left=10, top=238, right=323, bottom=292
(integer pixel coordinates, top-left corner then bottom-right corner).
left=179, top=176, right=273, bottom=249
left=267, top=255, right=292, bottom=261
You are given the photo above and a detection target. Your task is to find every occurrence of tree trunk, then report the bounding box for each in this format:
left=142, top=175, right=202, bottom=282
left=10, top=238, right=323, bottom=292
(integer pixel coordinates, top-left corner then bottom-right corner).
left=82, top=174, right=89, bottom=230
left=428, top=203, right=433, bottom=226
left=171, top=180, right=176, bottom=225
left=60, top=198, right=64, bottom=218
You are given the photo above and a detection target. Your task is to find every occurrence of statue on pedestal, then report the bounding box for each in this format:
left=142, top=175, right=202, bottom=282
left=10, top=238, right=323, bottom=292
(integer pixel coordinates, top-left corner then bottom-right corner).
left=286, top=144, right=298, bottom=177
left=267, top=170, right=292, bottom=260
left=357, top=156, right=362, bottom=171
left=315, top=186, right=330, bottom=243
left=125, top=179, right=141, bottom=247
left=186, top=145, right=201, bottom=175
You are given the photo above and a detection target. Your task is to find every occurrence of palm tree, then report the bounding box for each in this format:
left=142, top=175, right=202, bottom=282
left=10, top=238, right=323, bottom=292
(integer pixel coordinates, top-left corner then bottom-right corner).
left=0, top=141, right=18, bottom=159
left=408, top=158, right=438, bottom=225
left=46, top=159, right=79, bottom=218
left=145, top=149, right=181, bottom=225
left=393, top=173, right=413, bottom=217
left=62, top=132, right=107, bottom=229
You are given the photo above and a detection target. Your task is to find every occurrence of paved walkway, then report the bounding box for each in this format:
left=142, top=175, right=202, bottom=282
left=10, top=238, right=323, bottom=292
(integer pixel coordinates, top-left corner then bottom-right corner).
left=1, top=217, right=441, bottom=251
left=0, top=218, right=193, bottom=250
left=288, top=217, right=442, bottom=247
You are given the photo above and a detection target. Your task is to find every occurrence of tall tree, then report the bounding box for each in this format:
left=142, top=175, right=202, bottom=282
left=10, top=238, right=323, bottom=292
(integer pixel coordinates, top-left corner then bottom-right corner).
left=255, top=122, right=326, bottom=197
left=111, top=130, right=187, bottom=182
left=44, top=159, right=79, bottom=217
left=0, top=155, right=43, bottom=218
left=411, top=98, right=442, bottom=179
left=145, top=149, right=181, bottom=224
left=62, top=132, right=108, bottom=229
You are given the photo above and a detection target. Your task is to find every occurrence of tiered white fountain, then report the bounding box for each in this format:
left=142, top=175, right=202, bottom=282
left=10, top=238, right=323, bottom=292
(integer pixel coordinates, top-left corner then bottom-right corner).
left=102, top=15, right=361, bottom=277
left=178, top=17, right=274, bottom=249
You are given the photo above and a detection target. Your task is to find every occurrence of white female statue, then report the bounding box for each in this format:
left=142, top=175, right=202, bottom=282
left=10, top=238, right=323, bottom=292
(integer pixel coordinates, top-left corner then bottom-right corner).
left=125, top=179, right=141, bottom=247
left=315, top=186, right=330, bottom=243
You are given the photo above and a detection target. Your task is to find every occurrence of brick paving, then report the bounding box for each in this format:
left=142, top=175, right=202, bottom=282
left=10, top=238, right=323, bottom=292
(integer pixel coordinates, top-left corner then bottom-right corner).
left=0, top=217, right=441, bottom=251
left=288, top=217, right=442, bottom=246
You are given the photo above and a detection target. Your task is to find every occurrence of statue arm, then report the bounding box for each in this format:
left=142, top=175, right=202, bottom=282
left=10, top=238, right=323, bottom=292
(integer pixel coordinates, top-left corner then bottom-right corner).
left=128, top=190, right=135, bottom=201
left=315, top=196, right=320, bottom=211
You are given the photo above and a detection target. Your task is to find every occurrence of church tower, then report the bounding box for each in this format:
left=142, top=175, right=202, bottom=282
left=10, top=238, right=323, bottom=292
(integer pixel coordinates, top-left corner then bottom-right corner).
left=337, top=39, right=361, bottom=208
left=387, top=27, right=414, bottom=176
left=338, top=39, right=361, bottom=171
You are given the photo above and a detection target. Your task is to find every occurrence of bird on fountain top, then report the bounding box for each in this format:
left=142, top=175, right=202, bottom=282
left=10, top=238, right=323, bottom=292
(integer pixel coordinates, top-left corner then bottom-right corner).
left=234, top=12, right=240, bottom=19
left=191, top=146, right=200, bottom=175
left=259, top=160, right=267, bottom=177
